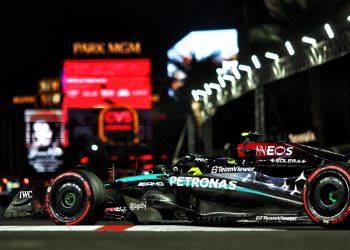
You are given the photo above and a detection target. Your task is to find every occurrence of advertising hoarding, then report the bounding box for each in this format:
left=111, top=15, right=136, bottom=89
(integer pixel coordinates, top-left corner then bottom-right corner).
left=25, top=110, right=64, bottom=173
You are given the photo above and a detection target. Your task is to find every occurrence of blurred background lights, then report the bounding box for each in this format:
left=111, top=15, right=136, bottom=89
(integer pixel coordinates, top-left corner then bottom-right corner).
left=251, top=55, right=261, bottom=69
left=217, top=76, right=226, bottom=88
left=55, top=147, right=63, bottom=155
left=324, top=23, right=335, bottom=39
left=204, top=83, right=213, bottom=95
left=191, top=90, right=200, bottom=101
left=285, top=41, right=295, bottom=55
left=23, top=178, right=30, bottom=185
left=265, top=52, right=279, bottom=60
left=238, top=64, right=252, bottom=73
left=231, top=61, right=241, bottom=79
left=302, top=36, right=317, bottom=45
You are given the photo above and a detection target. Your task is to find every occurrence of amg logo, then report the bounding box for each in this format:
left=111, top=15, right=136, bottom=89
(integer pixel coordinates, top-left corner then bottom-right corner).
left=195, top=158, right=207, bottom=162
left=138, top=182, right=164, bottom=187
left=211, top=166, right=255, bottom=173
left=19, top=191, right=33, bottom=199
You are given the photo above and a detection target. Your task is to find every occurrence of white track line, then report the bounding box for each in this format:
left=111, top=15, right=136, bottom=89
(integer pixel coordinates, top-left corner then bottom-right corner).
left=126, top=225, right=283, bottom=231
left=0, top=225, right=283, bottom=232
left=0, top=226, right=102, bottom=231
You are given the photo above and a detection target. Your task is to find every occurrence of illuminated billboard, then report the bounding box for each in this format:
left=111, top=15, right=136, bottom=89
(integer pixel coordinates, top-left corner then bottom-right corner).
left=167, top=29, right=238, bottom=80
left=99, top=106, right=140, bottom=145
left=67, top=107, right=151, bottom=147
left=62, top=59, right=152, bottom=147
left=25, top=110, right=64, bottom=173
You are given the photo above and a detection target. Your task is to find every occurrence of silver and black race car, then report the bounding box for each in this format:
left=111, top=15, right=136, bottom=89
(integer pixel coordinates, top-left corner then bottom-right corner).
left=6, top=132, right=350, bottom=228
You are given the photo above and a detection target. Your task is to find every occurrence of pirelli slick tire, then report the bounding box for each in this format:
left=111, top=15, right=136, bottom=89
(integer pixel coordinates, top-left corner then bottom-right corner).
left=46, top=169, right=106, bottom=225
left=304, top=163, right=350, bottom=228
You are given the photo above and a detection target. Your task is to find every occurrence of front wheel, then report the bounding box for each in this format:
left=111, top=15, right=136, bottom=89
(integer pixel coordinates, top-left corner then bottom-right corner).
left=304, top=163, right=350, bottom=228
left=46, top=169, right=106, bottom=225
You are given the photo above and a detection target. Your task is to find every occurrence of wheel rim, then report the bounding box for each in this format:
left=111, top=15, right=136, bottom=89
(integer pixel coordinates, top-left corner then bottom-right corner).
left=320, top=184, right=338, bottom=205
left=64, top=193, right=76, bottom=207
left=50, top=180, right=87, bottom=221
left=310, top=173, right=348, bottom=218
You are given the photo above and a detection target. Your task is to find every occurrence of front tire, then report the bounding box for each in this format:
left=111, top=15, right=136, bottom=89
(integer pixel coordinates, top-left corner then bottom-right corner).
left=304, top=163, right=350, bottom=228
left=46, top=169, right=106, bottom=225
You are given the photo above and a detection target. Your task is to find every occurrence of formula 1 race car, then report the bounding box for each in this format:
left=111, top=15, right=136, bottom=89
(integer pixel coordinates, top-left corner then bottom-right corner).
left=5, top=132, right=350, bottom=228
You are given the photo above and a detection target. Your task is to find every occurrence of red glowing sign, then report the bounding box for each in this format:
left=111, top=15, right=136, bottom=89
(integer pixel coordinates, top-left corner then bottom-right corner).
left=99, top=106, right=139, bottom=145
left=104, top=110, right=133, bottom=131
left=63, top=59, right=150, bottom=77
left=62, top=59, right=151, bottom=146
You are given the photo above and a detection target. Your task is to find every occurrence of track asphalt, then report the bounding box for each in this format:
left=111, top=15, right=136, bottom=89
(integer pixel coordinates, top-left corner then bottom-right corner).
left=1, top=218, right=349, bottom=250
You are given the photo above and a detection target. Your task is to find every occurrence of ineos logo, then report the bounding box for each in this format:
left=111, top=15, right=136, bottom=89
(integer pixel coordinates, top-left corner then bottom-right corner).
left=256, top=145, right=293, bottom=156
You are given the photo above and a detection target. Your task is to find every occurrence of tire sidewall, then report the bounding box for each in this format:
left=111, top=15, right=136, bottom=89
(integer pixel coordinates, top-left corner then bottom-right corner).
left=304, top=164, right=350, bottom=226
left=46, top=170, right=105, bottom=225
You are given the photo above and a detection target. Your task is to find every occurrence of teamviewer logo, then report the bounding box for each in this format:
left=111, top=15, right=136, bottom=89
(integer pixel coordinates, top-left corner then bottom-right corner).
left=256, top=216, right=262, bottom=221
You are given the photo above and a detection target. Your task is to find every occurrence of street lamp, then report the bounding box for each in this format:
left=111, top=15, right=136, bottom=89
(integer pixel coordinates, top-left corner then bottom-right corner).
left=324, top=23, right=335, bottom=39
left=302, top=36, right=317, bottom=46
left=238, top=64, right=252, bottom=73
left=285, top=41, right=295, bottom=55
left=191, top=90, right=200, bottom=101
left=231, top=61, right=241, bottom=80
left=222, top=75, right=235, bottom=82
left=216, top=68, right=225, bottom=75
left=265, top=52, right=279, bottom=60
left=204, top=83, right=213, bottom=95
left=217, top=75, right=226, bottom=88
left=251, top=55, right=261, bottom=69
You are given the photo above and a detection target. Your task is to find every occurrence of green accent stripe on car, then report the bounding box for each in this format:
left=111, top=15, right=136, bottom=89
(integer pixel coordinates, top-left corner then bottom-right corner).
left=235, top=186, right=302, bottom=205
left=114, top=174, right=166, bottom=183
left=235, top=186, right=274, bottom=198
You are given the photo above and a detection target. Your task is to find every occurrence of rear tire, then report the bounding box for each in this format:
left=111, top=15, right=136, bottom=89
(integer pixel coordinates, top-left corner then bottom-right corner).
left=46, top=169, right=106, bottom=225
left=304, top=163, right=350, bottom=228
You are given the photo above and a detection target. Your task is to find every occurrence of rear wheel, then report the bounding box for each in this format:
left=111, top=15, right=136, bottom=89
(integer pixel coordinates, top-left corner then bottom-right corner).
left=46, top=169, right=106, bottom=225
left=304, top=164, right=350, bottom=228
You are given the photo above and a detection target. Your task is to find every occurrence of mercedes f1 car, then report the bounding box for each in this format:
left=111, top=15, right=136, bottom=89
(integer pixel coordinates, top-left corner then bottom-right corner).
left=5, top=132, right=350, bottom=228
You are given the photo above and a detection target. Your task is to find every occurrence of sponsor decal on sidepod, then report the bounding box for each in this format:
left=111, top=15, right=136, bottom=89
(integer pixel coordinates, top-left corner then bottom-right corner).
left=169, top=176, right=237, bottom=190
left=211, top=166, right=255, bottom=173
left=129, top=202, right=147, bottom=211
left=256, top=145, right=293, bottom=156
left=256, top=215, right=297, bottom=221
left=105, top=207, right=128, bottom=212
left=271, top=158, right=307, bottom=164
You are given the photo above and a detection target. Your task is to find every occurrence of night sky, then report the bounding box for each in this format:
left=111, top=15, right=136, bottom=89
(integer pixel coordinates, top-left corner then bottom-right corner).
left=0, top=0, right=247, bottom=101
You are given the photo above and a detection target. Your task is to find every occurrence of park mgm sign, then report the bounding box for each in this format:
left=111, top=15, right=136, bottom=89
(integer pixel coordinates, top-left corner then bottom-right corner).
left=73, top=41, right=142, bottom=55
